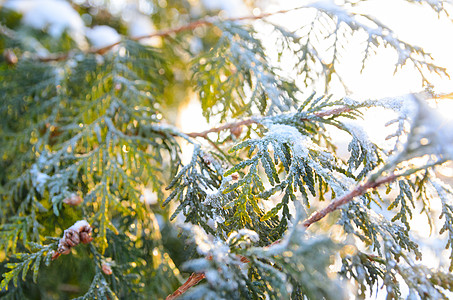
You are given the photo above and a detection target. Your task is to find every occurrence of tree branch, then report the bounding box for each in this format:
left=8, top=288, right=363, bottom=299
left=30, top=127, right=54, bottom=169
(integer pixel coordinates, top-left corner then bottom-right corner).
left=34, top=6, right=305, bottom=62
left=185, top=118, right=257, bottom=138
left=165, top=170, right=400, bottom=299
left=184, top=106, right=352, bottom=138
left=302, top=172, right=397, bottom=228
left=166, top=272, right=206, bottom=300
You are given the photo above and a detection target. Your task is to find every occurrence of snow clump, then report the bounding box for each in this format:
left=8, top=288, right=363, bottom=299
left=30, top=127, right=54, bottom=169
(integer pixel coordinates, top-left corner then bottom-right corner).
left=5, top=0, right=86, bottom=46
left=85, top=25, right=121, bottom=49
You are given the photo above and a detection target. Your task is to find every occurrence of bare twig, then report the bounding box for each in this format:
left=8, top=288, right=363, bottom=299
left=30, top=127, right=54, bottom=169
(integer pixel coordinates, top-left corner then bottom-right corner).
left=166, top=272, right=206, bottom=300
left=302, top=173, right=397, bottom=228
left=34, top=6, right=305, bottom=62
left=184, top=106, right=352, bottom=138
left=185, top=118, right=257, bottom=138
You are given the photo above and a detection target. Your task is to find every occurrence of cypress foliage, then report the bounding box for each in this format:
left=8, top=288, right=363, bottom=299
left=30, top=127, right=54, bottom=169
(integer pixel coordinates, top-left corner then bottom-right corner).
left=1, top=1, right=453, bottom=299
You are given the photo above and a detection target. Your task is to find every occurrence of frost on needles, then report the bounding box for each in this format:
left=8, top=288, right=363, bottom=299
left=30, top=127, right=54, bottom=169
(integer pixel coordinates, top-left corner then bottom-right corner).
left=1, top=1, right=453, bottom=299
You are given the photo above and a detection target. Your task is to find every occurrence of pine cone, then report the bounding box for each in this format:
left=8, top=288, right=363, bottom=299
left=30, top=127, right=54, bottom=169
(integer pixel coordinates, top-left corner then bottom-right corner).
left=63, top=193, right=83, bottom=206
left=52, top=221, right=93, bottom=260
left=101, top=263, right=113, bottom=275
left=3, top=49, right=18, bottom=65
left=79, top=225, right=93, bottom=244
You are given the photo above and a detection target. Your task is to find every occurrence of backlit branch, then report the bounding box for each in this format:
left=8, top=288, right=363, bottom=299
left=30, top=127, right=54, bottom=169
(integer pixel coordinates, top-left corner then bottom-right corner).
left=165, top=155, right=449, bottom=299
left=184, top=106, right=352, bottom=138
left=165, top=170, right=403, bottom=299
left=34, top=6, right=305, bottom=62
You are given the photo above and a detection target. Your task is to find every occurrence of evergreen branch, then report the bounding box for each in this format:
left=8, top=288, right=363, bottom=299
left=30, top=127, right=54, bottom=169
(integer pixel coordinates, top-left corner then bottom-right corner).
left=184, top=106, right=352, bottom=138
left=35, top=7, right=306, bottom=62
left=163, top=172, right=392, bottom=299
left=3, top=1, right=452, bottom=298
left=165, top=160, right=445, bottom=298
left=0, top=23, right=14, bottom=39
left=0, top=242, right=57, bottom=291
left=303, top=159, right=446, bottom=228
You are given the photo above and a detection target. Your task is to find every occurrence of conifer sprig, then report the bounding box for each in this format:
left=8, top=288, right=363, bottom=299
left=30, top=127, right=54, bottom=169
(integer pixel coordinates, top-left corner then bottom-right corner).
left=1, top=1, right=453, bottom=299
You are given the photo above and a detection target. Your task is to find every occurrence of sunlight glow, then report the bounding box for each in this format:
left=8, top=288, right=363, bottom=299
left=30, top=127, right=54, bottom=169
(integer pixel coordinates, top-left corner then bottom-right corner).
left=436, top=99, right=453, bottom=122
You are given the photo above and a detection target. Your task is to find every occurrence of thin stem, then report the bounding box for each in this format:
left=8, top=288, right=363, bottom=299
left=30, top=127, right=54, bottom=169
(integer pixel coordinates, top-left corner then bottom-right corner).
left=35, top=6, right=306, bottom=62
left=302, top=173, right=397, bottom=228
left=185, top=118, right=257, bottom=138
left=166, top=272, right=206, bottom=300
left=184, top=106, right=352, bottom=138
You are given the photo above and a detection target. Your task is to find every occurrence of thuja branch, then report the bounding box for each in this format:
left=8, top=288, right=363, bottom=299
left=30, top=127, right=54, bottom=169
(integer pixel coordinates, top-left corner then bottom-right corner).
left=165, top=171, right=400, bottom=299
left=302, top=173, right=397, bottom=228
left=165, top=158, right=448, bottom=299
left=35, top=6, right=305, bottom=62
left=184, top=106, right=352, bottom=138
left=301, top=159, right=446, bottom=228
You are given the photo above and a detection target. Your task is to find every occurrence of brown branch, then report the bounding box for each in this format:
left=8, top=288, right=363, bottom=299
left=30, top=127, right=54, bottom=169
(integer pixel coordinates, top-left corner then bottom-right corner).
left=165, top=171, right=399, bottom=299
left=35, top=6, right=305, bottom=62
left=166, top=272, right=206, bottom=300
left=185, top=118, right=257, bottom=138
left=313, top=106, right=351, bottom=118
left=184, top=106, right=352, bottom=138
left=302, top=172, right=397, bottom=228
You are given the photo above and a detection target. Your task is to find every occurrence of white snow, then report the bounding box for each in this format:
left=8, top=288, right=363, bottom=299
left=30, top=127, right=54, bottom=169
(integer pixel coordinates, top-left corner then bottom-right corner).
left=140, top=188, right=158, bottom=205
left=86, top=25, right=121, bottom=49
left=342, top=97, right=360, bottom=106
left=201, top=187, right=221, bottom=204
left=227, top=229, right=259, bottom=246
left=5, top=0, right=86, bottom=46
left=36, top=171, right=49, bottom=186
left=374, top=93, right=453, bottom=159
left=190, top=37, right=203, bottom=54
left=127, top=13, right=162, bottom=47
left=30, top=164, right=50, bottom=195
left=68, top=220, right=90, bottom=232
left=307, top=0, right=348, bottom=18
left=265, top=124, right=310, bottom=158
left=190, top=225, right=230, bottom=260
left=413, top=97, right=453, bottom=159
left=343, top=121, right=378, bottom=164
left=373, top=94, right=419, bottom=120
left=128, top=14, right=154, bottom=38
left=4, top=0, right=124, bottom=49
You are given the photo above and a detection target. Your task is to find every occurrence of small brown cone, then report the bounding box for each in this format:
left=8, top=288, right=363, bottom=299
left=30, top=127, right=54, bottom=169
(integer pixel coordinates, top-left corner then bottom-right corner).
left=3, top=49, right=18, bottom=65
left=101, top=263, right=113, bottom=275
left=63, top=193, right=83, bottom=206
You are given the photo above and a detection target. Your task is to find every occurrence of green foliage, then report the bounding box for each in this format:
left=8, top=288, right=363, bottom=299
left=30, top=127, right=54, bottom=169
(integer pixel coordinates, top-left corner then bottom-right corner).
left=182, top=209, right=344, bottom=300
left=1, top=0, right=453, bottom=299
left=193, top=22, right=299, bottom=122
left=1, top=242, right=55, bottom=292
